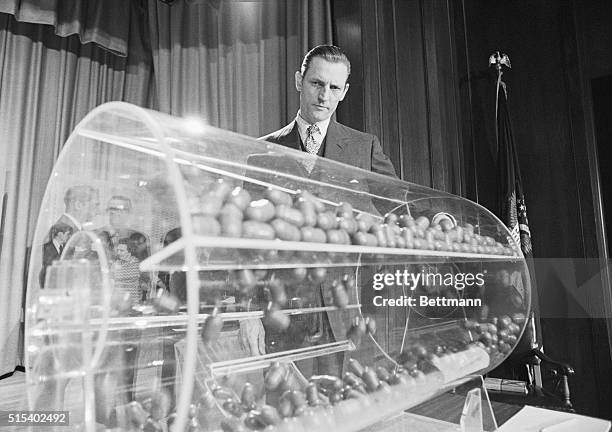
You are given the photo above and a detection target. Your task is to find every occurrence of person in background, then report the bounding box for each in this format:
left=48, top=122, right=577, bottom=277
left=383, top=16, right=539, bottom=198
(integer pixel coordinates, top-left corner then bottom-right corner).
left=40, top=185, right=99, bottom=288
left=99, top=195, right=149, bottom=257
left=111, top=238, right=142, bottom=305
left=99, top=195, right=153, bottom=303
left=51, top=185, right=100, bottom=235
left=39, top=222, right=73, bottom=287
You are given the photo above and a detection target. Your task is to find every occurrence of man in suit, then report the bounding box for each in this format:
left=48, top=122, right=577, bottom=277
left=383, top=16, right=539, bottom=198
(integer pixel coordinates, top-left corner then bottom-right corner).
left=40, top=185, right=99, bottom=287
left=260, top=44, right=396, bottom=177
left=39, top=222, right=73, bottom=287
left=259, top=45, right=398, bottom=377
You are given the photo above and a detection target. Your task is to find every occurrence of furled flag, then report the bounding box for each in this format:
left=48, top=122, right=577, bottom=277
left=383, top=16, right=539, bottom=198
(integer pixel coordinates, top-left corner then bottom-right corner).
left=492, top=54, right=540, bottom=358
left=494, top=64, right=533, bottom=258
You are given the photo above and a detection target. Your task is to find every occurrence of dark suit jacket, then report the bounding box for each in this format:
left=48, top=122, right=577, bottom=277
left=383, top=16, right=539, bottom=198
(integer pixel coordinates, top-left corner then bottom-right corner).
left=259, top=119, right=398, bottom=345
left=40, top=214, right=79, bottom=287
left=259, top=119, right=396, bottom=177
left=39, top=241, right=61, bottom=287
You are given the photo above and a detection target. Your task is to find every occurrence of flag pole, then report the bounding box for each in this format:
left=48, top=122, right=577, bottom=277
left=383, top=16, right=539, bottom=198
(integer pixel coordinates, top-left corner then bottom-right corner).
left=489, top=51, right=544, bottom=390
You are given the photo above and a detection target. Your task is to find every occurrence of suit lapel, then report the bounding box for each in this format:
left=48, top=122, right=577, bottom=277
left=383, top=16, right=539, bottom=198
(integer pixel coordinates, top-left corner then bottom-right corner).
left=276, top=121, right=302, bottom=151
left=323, top=120, right=348, bottom=162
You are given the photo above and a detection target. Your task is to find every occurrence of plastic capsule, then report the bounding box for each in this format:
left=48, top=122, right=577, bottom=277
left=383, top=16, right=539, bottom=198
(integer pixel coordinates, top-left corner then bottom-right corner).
left=258, top=405, right=282, bottom=425
left=343, top=371, right=365, bottom=388
left=348, top=358, right=365, bottom=377
left=375, top=366, right=391, bottom=382
left=353, top=384, right=367, bottom=394
left=244, top=411, right=266, bottom=430
left=266, top=188, right=293, bottom=207
left=213, top=386, right=235, bottom=401
left=264, top=362, right=286, bottom=391
left=277, top=394, right=294, bottom=418
left=310, top=374, right=343, bottom=392
left=289, top=389, right=307, bottom=411
left=228, top=187, right=252, bottom=211
left=362, top=367, right=380, bottom=392
left=346, top=317, right=366, bottom=346
left=292, top=267, right=308, bottom=282
left=269, top=278, right=288, bottom=307
left=297, top=198, right=318, bottom=227
left=332, top=282, right=349, bottom=308
left=328, top=391, right=343, bottom=405
left=293, top=405, right=306, bottom=417
left=308, top=267, right=327, bottom=282
left=344, top=388, right=365, bottom=400
left=263, top=304, right=290, bottom=332
left=305, top=383, right=321, bottom=406
left=388, top=371, right=408, bottom=386
left=223, top=399, right=243, bottom=418
left=202, top=309, right=223, bottom=343
left=198, top=391, right=217, bottom=410
left=241, top=382, right=257, bottom=410
left=237, top=269, right=257, bottom=291
left=365, top=317, right=377, bottom=335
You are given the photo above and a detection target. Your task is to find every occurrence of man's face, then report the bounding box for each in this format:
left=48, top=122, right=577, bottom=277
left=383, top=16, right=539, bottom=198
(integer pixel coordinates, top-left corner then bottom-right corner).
left=57, top=231, right=71, bottom=246
left=107, top=198, right=131, bottom=229
left=74, top=194, right=100, bottom=223
left=295, top=57, right=349, bottom=124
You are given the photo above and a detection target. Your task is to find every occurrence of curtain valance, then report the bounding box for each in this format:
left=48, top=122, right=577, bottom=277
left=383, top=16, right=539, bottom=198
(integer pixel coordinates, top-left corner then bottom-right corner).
left=0, top=0, right=135, bottom=56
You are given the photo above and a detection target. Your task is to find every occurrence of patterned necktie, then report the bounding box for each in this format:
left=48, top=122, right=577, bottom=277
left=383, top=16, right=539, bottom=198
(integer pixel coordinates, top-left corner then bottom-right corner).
left=305, top=124, right=321, bottom=155
left=303, top=124, right=321, bottom=173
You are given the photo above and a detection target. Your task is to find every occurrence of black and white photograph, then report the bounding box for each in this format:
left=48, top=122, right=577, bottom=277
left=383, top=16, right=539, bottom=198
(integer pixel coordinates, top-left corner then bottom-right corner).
left=0, top=1, right=611, bottom=431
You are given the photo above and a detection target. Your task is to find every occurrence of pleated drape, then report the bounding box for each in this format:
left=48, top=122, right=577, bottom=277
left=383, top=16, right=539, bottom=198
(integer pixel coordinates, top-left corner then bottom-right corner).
left=0, top=0, right=132, bottom=56
left=0, top=6, right=152, bottom=375
left=0, top=0, right=331, bottom=376
left=148, top=0, right=332, bottom=137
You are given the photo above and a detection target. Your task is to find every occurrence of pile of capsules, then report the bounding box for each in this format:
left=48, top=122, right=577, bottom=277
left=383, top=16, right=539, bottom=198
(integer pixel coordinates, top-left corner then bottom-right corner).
left=463, top=312, right=527, bottom=356
left=209, top=357, right=438, bottom=432
left=188, top=180, right=515, bottom=256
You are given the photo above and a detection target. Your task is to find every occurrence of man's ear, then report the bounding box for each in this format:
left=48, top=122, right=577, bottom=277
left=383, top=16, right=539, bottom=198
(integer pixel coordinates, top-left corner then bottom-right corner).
left=295, top=71, right=303, bottom=91
left=339, top=83, right=350, bottom=101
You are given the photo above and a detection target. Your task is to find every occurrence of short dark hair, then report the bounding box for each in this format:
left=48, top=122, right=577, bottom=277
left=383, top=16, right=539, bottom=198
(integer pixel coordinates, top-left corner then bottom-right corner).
left=64, top=185, right=97, bottom=208
left=50, top=222, right=73, bottom=239
left=129, top=232, right=149, bottom=260
left=300, top=45, right=351, bottom=79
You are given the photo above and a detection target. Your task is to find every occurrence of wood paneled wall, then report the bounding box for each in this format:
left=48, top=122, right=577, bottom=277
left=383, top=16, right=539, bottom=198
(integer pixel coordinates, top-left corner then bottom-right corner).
left=461, top=0, right=612, bottom=418
left=332, top=0, right=612, bottom=419
left=333, top=0, right=464, bottom=195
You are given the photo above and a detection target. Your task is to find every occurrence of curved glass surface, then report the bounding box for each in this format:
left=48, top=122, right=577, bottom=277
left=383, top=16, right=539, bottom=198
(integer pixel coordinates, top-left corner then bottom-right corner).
left=25, top=102, right=530, bottom=432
